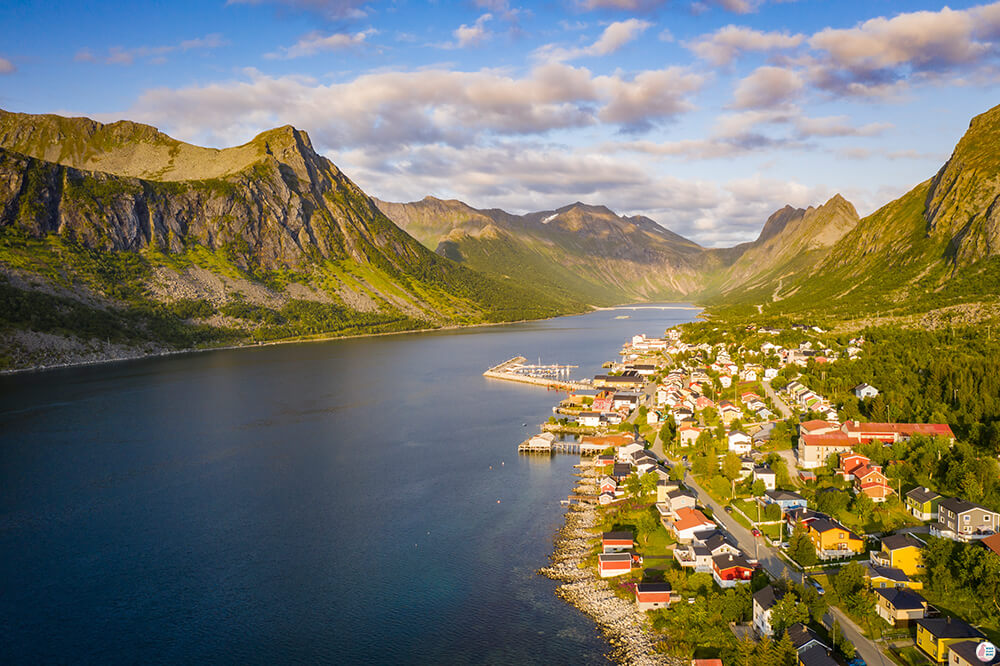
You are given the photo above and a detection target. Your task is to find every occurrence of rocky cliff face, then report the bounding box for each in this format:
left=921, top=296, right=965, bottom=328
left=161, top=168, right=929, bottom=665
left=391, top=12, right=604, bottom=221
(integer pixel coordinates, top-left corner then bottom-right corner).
left=924, top=105, right=1000, bottom=266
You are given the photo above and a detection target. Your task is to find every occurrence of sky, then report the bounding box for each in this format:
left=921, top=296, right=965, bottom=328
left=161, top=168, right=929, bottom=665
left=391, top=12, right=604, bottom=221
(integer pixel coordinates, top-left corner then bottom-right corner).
left=2, top=1, right=1000, bottom=246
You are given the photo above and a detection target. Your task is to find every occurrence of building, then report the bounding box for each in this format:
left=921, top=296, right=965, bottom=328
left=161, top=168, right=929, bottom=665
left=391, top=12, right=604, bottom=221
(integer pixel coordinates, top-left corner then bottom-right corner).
left=854, top=383, right=879, bottom=399
left=598, top=552, right=635, bottom=578
left=602, top=531, right=634, bottom=553
left=728, top=430, right=752, bottom=454
left=875, top=587, right=928, bottom=626
left=907, top=487, right=943, bottom=521
left=673, top=542, right=713, bottom=572
left=577, top=411, right=603, bottom=428
left=871, top=533, right=925, bottom=577
left=933, top=498, right=1000, bottom=542
left=593, top=374, right=647, bottom=390
left=842, top=420, right=956, bottom=445
left=981, top=533, right=1000, bottom=557
left=635, top=582, right=675, bottom=611
left=671, top=507, right=716, bottom=542
left=752, top=584, right=783, bottom=637
left=798, top=644, right=838, bottom=666
left=916, top=617, right=985, bottom=663
left=752, top=466, right=776, bottom=490
left=764, top=490, right=808, bottom=515
left=806, top=518, right=864, bottom=559
left=712, top=552, right=754, bottom=588
left=854, top=463, right=894, bottom=502
left=798, top=432, right=854, bottom=469
left=865, top=563, right=923, bottom=591
left=787, top=623, right=827, bottom=654
left=948, top=640, right=1000, bottom=666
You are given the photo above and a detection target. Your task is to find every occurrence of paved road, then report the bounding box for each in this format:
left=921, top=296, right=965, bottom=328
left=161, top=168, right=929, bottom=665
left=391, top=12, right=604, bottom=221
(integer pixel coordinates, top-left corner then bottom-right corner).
left=649, top=435, right=888, bottom=666
left=761, top=379, right=794, bottom=419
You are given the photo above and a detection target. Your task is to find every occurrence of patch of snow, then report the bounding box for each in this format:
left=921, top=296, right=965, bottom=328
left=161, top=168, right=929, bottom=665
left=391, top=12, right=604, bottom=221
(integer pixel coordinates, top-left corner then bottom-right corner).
left=541, top=213, right=558, bottom=224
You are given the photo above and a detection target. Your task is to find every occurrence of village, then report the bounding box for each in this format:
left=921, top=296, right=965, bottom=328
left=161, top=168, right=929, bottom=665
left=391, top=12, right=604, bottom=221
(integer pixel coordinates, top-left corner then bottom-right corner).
left=518, top=325, right=1000, bottom=666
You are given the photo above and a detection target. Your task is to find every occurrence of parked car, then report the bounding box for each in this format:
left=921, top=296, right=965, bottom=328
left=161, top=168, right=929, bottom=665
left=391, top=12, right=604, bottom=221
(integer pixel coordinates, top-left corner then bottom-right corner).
left=751, top=528, right=761, bottom=537
left=847, top=658, right=865, bottom=666
left=724, top=506, right=734, bottom=514
left=809, top=579, right=825, bottom=595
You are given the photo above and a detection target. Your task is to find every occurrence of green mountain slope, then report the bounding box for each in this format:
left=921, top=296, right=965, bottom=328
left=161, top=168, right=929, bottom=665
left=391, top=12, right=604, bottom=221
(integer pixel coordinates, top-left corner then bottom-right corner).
left=0, top=110, right=576, bottom=369
left=714, top=103, right=1000, bottom=324
left=376, top=197, right=712, bottom=305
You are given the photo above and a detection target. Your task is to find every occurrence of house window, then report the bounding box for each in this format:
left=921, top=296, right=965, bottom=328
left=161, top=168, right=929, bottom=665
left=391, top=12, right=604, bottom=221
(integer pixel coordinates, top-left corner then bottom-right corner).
left=986, top=516, right=992, bottom=522
left=964, top=515, right=970, bottom=522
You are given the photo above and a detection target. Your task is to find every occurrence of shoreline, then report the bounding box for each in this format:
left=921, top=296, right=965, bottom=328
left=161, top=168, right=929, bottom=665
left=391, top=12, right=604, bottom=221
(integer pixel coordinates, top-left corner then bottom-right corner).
left=0, top=309, right=590, bottom=377
left=538, top=466, right=679, bottom=666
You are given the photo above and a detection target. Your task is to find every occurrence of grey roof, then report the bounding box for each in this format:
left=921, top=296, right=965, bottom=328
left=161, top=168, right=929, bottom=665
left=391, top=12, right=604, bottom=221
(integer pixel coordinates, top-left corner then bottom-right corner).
left=599, top=552, right=633, bottom=562
left=874, top=587, right=926, bottom=610
left=666, top=489, right=695, bottom=500
left=713, top=553, right=752, bottom=569
left=691, top=545, right=711, bottom=557
left=786, top=622, right=827, bottom=651
left=940, top=497, right=995, bottom=515
left=881, top=533, right=923, bottom=551
left=603, top=530, right=633, bottom=541
left=905, top=486, right=941, bottom=503
left=635, top=582, right=672, bottom=593
left=753, top=466, right=776, bottom=476
left=949, top=640, right=1000, bottom=665
left=704, top=533, right=734, bottom=553
left=798, top=644, right=837, bottom=666
left=753, top=584, right=782, bottom=611
left=766, top=489, right=805, bottom=502
left=866, top=564, right=910, bottom=583
left=915, top=617, right=985, bottom=640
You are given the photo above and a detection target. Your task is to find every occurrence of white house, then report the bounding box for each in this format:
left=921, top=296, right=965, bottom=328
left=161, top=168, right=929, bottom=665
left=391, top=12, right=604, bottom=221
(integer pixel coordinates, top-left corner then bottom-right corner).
left=752, top=466, right=777, bottom=490
left=577, top=412, right=602, bottom=427
left=617, top=442, right=645, bottom=462
left=763, top=368, right=779, bottom=381
left=719, top=375, right=733, bottom=389
left=728, top=430, right=752, bottom=454
left=753, top=585, right=783, bottom=637
left=854, top=383, right=879, bottom=399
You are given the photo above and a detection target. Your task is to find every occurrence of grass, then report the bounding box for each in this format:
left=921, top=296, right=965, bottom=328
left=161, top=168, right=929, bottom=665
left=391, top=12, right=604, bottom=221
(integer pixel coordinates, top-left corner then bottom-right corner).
left=761, top=523, right=783, bottom=541
left=890, top=645, right=932, bottom=666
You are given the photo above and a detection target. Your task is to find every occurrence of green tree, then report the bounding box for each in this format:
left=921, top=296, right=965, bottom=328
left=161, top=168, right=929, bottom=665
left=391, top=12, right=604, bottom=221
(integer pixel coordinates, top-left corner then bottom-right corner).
left=770, top=592, right=809, bottom=636
left=722, top=451, right=742, bottom=481
left=625, top=474, right=642, bottom=497
left=852, top=492, right=875, bottom=522
left=752, top=479, right=766, bottom=497
left=640, top=471, right=658, bottom=496
left=773, top=630, right=799, bottom=666
left=788, top=525, right=817, bottom=567
left=763, top=502, right=782, bottom=522
left=670, top=463, right=686, bottom=482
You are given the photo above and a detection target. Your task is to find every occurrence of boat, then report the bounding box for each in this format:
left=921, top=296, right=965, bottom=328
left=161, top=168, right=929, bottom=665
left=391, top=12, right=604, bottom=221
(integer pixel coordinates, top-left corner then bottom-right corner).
left=614, top=315, right=630, bottom=319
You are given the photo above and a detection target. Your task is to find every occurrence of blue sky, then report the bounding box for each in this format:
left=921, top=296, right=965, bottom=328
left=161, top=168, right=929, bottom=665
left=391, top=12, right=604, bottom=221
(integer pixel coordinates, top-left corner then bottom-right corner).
left=2, top=0, right=1000, bottom=246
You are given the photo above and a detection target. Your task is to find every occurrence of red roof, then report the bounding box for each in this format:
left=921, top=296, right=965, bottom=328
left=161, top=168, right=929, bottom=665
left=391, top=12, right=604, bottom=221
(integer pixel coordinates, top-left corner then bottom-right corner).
left=801, top=432, right=852, bottom=446
left=843, top=421, right=955, bottom=439
left=673, top=507, right=714, bottom=532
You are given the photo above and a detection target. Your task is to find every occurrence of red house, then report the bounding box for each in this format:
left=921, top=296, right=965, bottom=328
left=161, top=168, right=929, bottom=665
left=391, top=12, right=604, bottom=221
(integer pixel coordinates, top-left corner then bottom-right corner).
left=635, top=582, right=674, bottom=611
left=598, top=552, right=636, bottom=578
left=839, top=452, right=871, bottom=480
left=712, top=553, right=755, bottom=588
left=855, top=465, right=894, bottom=502
left=602, top=531, right=634, bottom=553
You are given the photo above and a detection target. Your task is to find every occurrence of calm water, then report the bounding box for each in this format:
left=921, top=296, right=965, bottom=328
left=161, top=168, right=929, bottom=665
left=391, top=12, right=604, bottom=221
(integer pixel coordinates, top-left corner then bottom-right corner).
left=0, top=305, right=698, bottom=664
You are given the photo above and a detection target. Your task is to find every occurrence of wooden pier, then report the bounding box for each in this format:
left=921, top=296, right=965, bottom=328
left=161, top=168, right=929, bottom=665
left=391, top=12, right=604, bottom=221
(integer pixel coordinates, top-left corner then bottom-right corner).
left=517, top=433, right=607, bottom=456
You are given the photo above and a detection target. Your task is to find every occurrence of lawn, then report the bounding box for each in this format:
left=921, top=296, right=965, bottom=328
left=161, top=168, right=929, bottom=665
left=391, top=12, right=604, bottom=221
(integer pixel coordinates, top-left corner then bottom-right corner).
left=732, top=498, right=759, bottom=520
left=761, top=523, right=783, bottom=541
left=890, top=645, right=932, bottom=666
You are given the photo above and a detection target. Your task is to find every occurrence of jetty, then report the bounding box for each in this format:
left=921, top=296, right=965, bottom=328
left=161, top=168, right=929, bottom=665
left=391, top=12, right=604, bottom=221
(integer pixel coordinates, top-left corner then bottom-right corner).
left=484, top=356, right=590, bottom=390
left=518, top=432, right=607, bottom=455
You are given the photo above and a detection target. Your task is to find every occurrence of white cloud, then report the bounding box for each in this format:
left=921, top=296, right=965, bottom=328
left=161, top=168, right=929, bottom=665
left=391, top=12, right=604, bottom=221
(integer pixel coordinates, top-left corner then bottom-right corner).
left=75, top=34, right=227, bottom=66
left=0, top=57, right=16, bottom=74
left=686, top=25, right=804, bottom=66
left=225, top=0, right=369, bottom=19
left=453, top=14, right=493, bottom=48
left=265, top=29, right=375, bottom=59
left=535, top=18, right=651, bottom=61
left=123, top=63, right=703, bottom=150
left=730, top=66, right=803, bottom=109
left=807, top=2, right=1000, bottom=96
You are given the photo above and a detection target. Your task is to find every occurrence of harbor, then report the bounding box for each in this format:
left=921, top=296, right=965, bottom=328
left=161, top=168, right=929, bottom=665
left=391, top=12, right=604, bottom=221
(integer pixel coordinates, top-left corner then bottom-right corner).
left=483, top=356, right=591, bottom=390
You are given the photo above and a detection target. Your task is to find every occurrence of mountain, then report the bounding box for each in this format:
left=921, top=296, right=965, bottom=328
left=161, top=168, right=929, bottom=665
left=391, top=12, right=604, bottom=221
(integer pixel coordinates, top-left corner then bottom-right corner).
left=0, top=110, right=574, bottom=370
left=703, top=193, right=860, bottom=301
left=727, top=103, right=1000, bottom=323
left=375, top=197, right=710, bottom=305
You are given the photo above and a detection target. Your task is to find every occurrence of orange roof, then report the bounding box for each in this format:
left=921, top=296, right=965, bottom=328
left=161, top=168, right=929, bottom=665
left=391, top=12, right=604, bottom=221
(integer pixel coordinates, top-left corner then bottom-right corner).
left=982, top=533, right=1000, bottom=557
left=843, top=422, right=955, bottom=439
left=580, top=434, right=634, bottom=448
left=692, top=660, right=724, bottom=666
left=673, top=507, right=714, bottom=531
left=801, top=432, right=852, bottom=446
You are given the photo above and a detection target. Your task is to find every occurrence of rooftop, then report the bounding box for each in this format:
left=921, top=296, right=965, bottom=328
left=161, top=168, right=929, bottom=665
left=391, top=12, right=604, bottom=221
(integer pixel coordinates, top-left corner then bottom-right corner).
left=916, top=617, right=985, bottom=639
left=874, top=587, right=926, bottom=610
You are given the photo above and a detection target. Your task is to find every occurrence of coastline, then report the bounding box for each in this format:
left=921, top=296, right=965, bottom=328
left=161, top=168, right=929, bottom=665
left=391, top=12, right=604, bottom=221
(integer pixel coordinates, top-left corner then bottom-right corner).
left=538, top=465, right=679, bottom=666
left=0, top=308, right=594, bottom=377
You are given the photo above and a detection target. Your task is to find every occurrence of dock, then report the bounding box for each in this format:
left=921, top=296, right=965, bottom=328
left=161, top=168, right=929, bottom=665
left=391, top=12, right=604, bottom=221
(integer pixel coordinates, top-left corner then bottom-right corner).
left=484, top=356, right=591, bottom=391
left=517, top=432, right=607, bottom=455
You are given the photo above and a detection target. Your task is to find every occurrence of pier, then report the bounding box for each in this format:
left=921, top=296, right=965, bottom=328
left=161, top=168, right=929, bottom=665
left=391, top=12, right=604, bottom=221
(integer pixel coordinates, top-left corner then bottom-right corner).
left=517, top=432, right=607, bottom=455
left=483, top=356, right=591, bottom=390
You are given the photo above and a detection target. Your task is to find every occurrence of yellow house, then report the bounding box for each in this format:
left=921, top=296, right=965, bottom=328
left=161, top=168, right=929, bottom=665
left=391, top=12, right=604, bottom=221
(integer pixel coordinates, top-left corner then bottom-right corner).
left=807, top=518, right=865, bottom=556
left=865, top=563, right=923, bottom=591
left=915, top=618, right=984, bottom=663
left=871, top=533, right=925, bottom=577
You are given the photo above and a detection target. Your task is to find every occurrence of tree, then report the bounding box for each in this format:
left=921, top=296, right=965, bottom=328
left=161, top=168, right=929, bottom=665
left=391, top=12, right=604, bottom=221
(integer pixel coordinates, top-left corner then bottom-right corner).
left=833, top=561, right=875, bottom=618
left=640, top=471, right=658, bottom=496
left=625, top=474, right=642, bottom=497
left=773, top=629, right=799, bottom=666
left=770, top=592, right=809, bottom=636
left=852, top=492, right=875, bottom=522
left=764, top=502, right=782, bottom=522
left=788, top=525, right=817, bottom=567
left=670, top=463, right=686, bottom=482
left=752, top=479, right=766, bottom=497
left=636, top=506, right=659, bottom=544
left=750, top=568, right=770, bottom=593
left=722, top=451, right=742, bottom=481
left=693, top=453, right=715, bottom=478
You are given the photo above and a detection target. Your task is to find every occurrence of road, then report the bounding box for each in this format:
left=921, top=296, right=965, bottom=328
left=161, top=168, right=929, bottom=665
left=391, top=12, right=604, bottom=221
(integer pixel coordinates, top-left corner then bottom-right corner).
left=650, top=433, right=888, bottom=666
left=761, top=379, right=794, bottom=419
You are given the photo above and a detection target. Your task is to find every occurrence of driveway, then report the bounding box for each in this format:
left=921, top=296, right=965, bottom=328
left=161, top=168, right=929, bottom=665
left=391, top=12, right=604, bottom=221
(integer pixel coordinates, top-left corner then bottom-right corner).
left=761, top=380, right=794, bottom=419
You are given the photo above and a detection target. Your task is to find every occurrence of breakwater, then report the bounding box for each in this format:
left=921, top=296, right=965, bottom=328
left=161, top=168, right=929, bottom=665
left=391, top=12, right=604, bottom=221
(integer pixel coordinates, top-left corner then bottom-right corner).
left=484, top=356, right=591, bottom=390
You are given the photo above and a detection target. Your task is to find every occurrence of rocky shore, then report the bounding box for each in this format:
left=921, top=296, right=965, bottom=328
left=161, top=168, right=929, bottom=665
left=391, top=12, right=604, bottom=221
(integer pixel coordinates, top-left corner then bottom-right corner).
left=539, top=470, right=680, bottom=666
